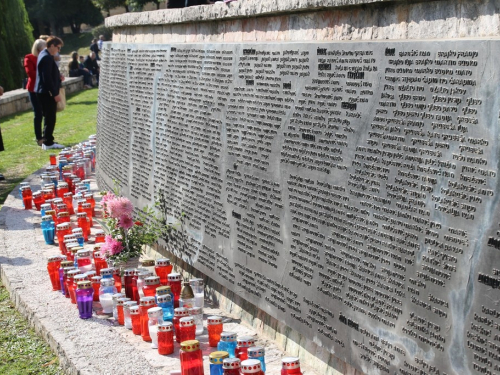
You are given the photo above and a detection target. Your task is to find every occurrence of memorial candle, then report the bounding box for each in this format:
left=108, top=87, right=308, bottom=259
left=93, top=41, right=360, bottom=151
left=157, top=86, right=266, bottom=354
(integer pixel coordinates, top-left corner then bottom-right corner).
left=157, top=322, right=174, bottom=355
left=124, top=301, right=138, bottom=329
left=173, top=307, right=189, bottom=343
left=33, top=191, right=44, bottom=211
left=241, top=359, right=264, bottom=375
left=236, top=336, right=255, bottom=362
left=93, top=252, right=108, bottom=276
left=113, top=268, right=122, bottom=293
left=168, top=273, right=182, bottom=308
left=180, top=340, right=204, bottom=375
left=57, top=182, right=69, bottom=199
left=222, top=358, right=241, bottom=375
left=140, top=297, right=156, bottom=342
left=21, top=186, right=33, bottom=209
left=124, top=268, right=135, bottom=299
left=210, top=351, right=229, bottom=375
left=217, top=332, right=237, bottom=358
left=155, top=258, right=172, bottom=285
left=117, top=297, right=131, bottom=325
left=147, top=307, right=164, bottom=349
left=91, top=276, right=101, bottom=301
left=281, top=358, right=302, bottom=375
left=207, top=316, right=223, bottom=347
left=130, top=305, right=141, bottom=335
left=76, top=281, right=94, bottom=319
left=41, top=215, right=55, bottom=245
left=143, top=276, right=161, bottom=298
left=178, top=316, right=196, bottom=343
left=248, top=347, right=266, bottom=373
left=59, top=262, right=74, bottom=295
left=62, top=192, right=74, bottom=214
left=47, top=255, right=63, bottom=291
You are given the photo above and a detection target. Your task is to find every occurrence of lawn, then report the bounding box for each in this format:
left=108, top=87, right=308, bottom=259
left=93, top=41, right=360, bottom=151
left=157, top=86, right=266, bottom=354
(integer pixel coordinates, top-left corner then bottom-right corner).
left=0, top=282, right=62, bottom=374
left=60, top=32, right=94, bottom=57
left=0, top=88, right=98, bottom=205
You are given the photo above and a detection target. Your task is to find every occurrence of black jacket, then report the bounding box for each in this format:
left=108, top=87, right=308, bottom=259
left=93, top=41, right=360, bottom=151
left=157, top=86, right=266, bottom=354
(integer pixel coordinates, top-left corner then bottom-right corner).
left=36, top=49, right=61, bottom=96
left=84, top=56, right=99, bottom=73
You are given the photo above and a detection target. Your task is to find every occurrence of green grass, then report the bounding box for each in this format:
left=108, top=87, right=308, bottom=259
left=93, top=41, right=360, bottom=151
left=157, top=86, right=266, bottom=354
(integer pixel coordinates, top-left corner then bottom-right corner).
left=60, top=32, right=94, bottom=57
left=0, top=88, right=98, bottom=205
left=0, top=282, right=62, bottom=374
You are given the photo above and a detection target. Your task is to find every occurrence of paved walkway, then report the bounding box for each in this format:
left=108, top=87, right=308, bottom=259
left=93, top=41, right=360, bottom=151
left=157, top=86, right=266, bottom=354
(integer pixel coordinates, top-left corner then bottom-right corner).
left=0, top=167, right=320, bottom=374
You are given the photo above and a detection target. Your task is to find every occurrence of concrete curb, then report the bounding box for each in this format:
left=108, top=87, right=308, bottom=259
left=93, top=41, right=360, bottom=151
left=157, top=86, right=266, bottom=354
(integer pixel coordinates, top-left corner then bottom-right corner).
left=0, top=167, right=321, bottom=375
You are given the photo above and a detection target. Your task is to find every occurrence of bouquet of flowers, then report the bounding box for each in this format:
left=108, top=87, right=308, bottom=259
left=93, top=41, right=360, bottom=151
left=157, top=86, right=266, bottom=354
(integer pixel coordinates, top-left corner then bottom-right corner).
left=97, top=191, right=166, bottom=264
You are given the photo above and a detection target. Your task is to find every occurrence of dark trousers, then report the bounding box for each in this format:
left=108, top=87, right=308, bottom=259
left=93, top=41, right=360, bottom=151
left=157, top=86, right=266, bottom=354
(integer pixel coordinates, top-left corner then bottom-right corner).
left=29, top=91, right=43, bottom=141
left=37, top=93, right=57, bottom=146
left=0, top=126, right=4, bottom=152
left=70, top=69, right=92, bottom=86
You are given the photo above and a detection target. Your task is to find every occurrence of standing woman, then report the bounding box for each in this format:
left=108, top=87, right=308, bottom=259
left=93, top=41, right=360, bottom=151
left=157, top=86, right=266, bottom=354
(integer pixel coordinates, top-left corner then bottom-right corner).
left=24, top=39, right=46, bottom=146
left=36, top=36, right=65, bottom=150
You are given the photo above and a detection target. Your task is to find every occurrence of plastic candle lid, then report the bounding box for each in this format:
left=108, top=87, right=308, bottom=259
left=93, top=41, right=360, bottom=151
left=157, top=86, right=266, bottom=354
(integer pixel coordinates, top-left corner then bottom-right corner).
left=188, top=307, right=202, bottom=316
left=56, top=223, right=70, bottom=230
left=155, top=258, right=171, bottom=266
left=157, top=294, right=172, bottom=304
left=237, top=336, right=256, bottom=347
left=100, top=268, right=114, bottom=277
left=207, top=316, right=222, bottom=325
left=130, top=305, right=140, bottom=314
left=123, top=268, right=136, bottom=277
left=73, top=274, right=88, bottom=283
left=189, top=278, right=203, bottom=286
left=139, top=297, right=156, bottom=307
left=117, top=297, right=131, bottom=306
left=173, top=307, right=189, bottom=317
left=77, top=281, right=92, bottom=289
left=47, top=255, right=63, bottom=263
left=180, top=340, right=199, bottom=352
left=220, top=332, right=237, bottom=342
left=282, top=357, right=300, bottom=369
left=145, top=276, right=160, bottom=285
left=156, top=286, right=171, bottom=295
left=241, top=359, right=262, bottom=373
left=167, top=273, right=181, bottom=282
left=209, top=351, right=229, bottom=364
left=179, top=317, right=194, bottom=327
left=158, top=322, right=173, bottom=332
left=61, top=261, right=74, bottom=268
left=248, top=346, right=265, bottom=357
left=91, top=276, right=102, bottom=283
left=77, top=249, right=91, bottom=258
left=147, top=306, right=163, bottom=318
left=140, top=259, right=155, bottom=267
left=223, top=358, right=241, bottom=370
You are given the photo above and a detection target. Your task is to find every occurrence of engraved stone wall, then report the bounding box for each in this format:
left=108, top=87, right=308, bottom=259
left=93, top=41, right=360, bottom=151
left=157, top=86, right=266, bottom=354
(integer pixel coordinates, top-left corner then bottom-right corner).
left=97, top=39, right=500, bottom=374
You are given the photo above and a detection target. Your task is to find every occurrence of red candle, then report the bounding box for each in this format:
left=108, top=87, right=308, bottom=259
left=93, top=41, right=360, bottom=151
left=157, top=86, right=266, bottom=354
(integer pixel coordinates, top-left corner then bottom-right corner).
left=223, top=358, right=241, bottom=375
left=91, top=276, right=101, bottom=301
left=47, top=255, right=63, bottom=291
left=76, top=212, right=90, bottom=241
left=21, top=186, right=33, bottom=209
left=33, top=191, right=44, bottom=211
left=241, top=359, right=264, bottom=375
left=85, top=193, right=95, bottom=216
left=94, top=230, right=105, bottom=244
left=62, top=266, right=75, bottom=298
left=236, top=336, right=255, bottom=362
left=82, top=202, right=93, bottom=226
left=158, top=322, right=174, bottom=355
left=173, top=307, right=189, bottom=343
left=66, top=270, right=81, bottom=304
left=168, top=273, right=182, bottom=308
left=178, top=317, right=196, bottom=343
left=117, top=297, right=131, bottom=325
left=281, top=357, right=302, bottom=375
left=113, top=268, right=122, bottom=293
left=139, top=297, right=156, bottom=342
left=180, top=340, right=204, bottom=375
left=49, top=153, right=57, bottom=165
left=130, top=305, right=141, bottom=335
left=207, top=316, right=223, bottom=347
left=124, top=269, right=135, bottom=299
left=155, top=259, right=173, bottom=285
left=57, top=182, right=69, bottom=199
left=93, top=252, right=108, bottom=276
left=143, top=276, right=160, bottom=297
left=63, top=192, right=74, bottom=214
left=56, top=223, right=71, bottom=255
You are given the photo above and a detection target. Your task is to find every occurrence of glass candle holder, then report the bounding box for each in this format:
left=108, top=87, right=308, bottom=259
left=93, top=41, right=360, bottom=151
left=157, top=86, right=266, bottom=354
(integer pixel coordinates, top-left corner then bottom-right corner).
left=124, top=301, right=138, bottom=329
left=47, top=255, right=63, bottom=291
left=99, top=278, right=118, bottom=314
left=179, top=282, right=195, bottom=309
left=236, top=336, right=256, bottom=362
left=33, top=191, right=44, bottom=211
left=41, top=215, right=55, bottom=245
left=147, top=307, right=164, bottom=349
left=67, top=269, right=82, bottom=304
left=113, top=268, right=122, bottom=293
left=56, top=223, right=71, bottom=255
left=223, top=358, right=241, bottom=375
left=76, top=212, right=90, bottom=241
left=100, top=268, right=114, bottom=279
left=157, top=294, right=174, bottom=322
left=241, top=359, right=264, bottom=375
left=155, top=258, right=172, bottom=285
left=173, top=307, right=189, bottom=343
left=84, top=193, right=95, bottom=216
left=21, top=186, right=33, bottom=210
left=59, top=261, right=73, bottom=295
left=158, top=322, right=174, bottom=355
left=61, top=265, right=75, bottom=297
left=41, top=203, right=52, bottom=216
left=94, top=230, right=105, bottom=244
left=57, top=182, right=69, bottom=199
left=167, top=273, right=182, bottom=308
left=140, top=259, right=156, bottom=276
left=91, top=276, right=102, bottom=301
left=82, top=202, right=93, bottom=226
left=134, top=271, right=149, bottom=302
left=57, top=211, right=70, bottom=225
left=178, top=316, right=196, bottom=343
left=210, top=351, right=229, bottom=375
left=130, top=305, right=142, bottom=335
left=218, top=332, right=237, bottom=358
left=188, top=307, right=204, bottom=335
left=112, top=292, right=125, bottom=319
left=63, top=192, right=74, bottom=214
left=140, top=297, right=157, bottom=342
left=180, top=340, right=203, bottom=375
left=49, top=153, right=57, bottom=165
left=189, top=278, right=204, bottom=309
left=117, top=297, right=131, bottom=325
left=143, top=276, right=161, bottom=298
left=248, top=347, right=266, bottom=373
left=281, top=357, right=302, bottom=374
left=76, top=281, right=94, bottom=319
left=76, top=249, right=93, bottom=273
left=93, top=252, right=108, bottom=276
left=124, top=268, right=136, bottom=299
left=208, top=316, right=223, bottom=347
left=72, top=228, right=84, bottom=246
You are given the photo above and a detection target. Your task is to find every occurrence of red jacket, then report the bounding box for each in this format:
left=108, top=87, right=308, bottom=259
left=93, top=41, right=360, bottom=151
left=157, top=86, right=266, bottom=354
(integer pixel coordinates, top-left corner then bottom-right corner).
left=24, top=54, right=37, bottom=92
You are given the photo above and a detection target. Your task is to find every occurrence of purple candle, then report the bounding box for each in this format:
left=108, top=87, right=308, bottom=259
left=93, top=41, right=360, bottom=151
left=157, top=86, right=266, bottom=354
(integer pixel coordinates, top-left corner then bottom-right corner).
left=76, top=281, right=94, bottom=319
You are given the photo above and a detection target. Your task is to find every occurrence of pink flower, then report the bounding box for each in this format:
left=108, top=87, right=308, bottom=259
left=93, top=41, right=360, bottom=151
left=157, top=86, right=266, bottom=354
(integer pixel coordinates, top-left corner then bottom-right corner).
left=118, top=215, right=134, bottom=230
left=101, top=191, right=116, bottom=205
left=100, top=235, right=124, bottom=257
left=107, top=197, right=134, bottom=218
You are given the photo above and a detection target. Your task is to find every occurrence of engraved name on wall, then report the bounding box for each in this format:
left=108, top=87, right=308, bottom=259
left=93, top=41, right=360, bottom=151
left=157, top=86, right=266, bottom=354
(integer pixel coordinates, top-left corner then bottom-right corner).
left=96, top=41, right=500, bottom=375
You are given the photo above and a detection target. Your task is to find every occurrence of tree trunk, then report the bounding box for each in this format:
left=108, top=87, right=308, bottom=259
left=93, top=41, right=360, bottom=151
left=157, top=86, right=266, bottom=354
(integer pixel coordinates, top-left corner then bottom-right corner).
left=124, top=4, right=129, bottom=12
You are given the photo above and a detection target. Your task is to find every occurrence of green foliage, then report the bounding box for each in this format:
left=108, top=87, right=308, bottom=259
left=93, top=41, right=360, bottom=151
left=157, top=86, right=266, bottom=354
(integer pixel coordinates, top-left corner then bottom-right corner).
left=25, top=0, right=103, bottom=36
left=92, top=0, right=129, bottom=15
left=91, top=25, right=113, bottom=41
left=0, top=0, right=34, bottom=91
left=0, top=283, right=62, bottom=374
left=59, top=33, right=94, bottom=56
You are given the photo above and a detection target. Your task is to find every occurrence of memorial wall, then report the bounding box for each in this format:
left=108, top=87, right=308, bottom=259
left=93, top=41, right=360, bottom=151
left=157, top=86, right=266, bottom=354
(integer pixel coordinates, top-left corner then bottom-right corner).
left=96, top=38, right=500, bottom=374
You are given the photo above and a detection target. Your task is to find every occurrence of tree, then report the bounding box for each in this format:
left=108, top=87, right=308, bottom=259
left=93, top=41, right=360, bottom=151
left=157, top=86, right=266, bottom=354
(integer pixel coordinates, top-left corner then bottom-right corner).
left=0, top=0, right=34, bottom=91
left=25, top=0, right=104, bottom=36
left=93, top=0, right=129, bottom=16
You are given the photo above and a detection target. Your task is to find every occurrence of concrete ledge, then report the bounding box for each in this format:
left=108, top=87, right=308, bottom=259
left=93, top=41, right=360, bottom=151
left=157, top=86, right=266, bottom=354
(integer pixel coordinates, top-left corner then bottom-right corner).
left=0, top=167, right=323, bottom=375
left=106, top=0, right=398, bottom=27
left=0, top=77, right=84, bottom=119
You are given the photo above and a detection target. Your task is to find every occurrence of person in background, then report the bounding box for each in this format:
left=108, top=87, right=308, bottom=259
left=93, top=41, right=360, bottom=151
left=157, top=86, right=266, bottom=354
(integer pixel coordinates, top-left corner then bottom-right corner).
left=79, top=55, right=85, bottom=69
left=90, top=38, right=100, bottom=60
left=24, top=39, right=47, bottom=146
left=0, top=85, right=4, bottom=179
left=98, top=35, right=105, bottom=51
left=36, top=36, right=65, bottom=150
left=68, top=51, right=92, bottom=89
left=84, top=52, right=99, bottom=86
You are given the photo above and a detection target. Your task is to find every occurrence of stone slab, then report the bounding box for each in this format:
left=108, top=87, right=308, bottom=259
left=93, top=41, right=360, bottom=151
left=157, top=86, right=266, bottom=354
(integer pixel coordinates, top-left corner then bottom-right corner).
left=96, top=39, right=500, bottom=374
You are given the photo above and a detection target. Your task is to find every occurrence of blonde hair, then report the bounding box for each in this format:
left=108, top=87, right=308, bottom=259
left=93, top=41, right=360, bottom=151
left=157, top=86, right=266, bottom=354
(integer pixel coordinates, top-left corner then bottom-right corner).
left=32, top=39, right=47, bottom=56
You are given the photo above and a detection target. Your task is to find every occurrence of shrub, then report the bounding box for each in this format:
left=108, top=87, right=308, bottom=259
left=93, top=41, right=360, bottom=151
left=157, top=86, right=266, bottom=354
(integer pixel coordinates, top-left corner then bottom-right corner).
left=92, top=25, right=113, bottom=41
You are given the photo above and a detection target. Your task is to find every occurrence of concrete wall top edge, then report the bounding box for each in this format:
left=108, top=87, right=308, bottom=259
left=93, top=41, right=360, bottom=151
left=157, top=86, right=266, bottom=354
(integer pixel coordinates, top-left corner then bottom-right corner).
left=105, top=0, right=399, bottom=28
